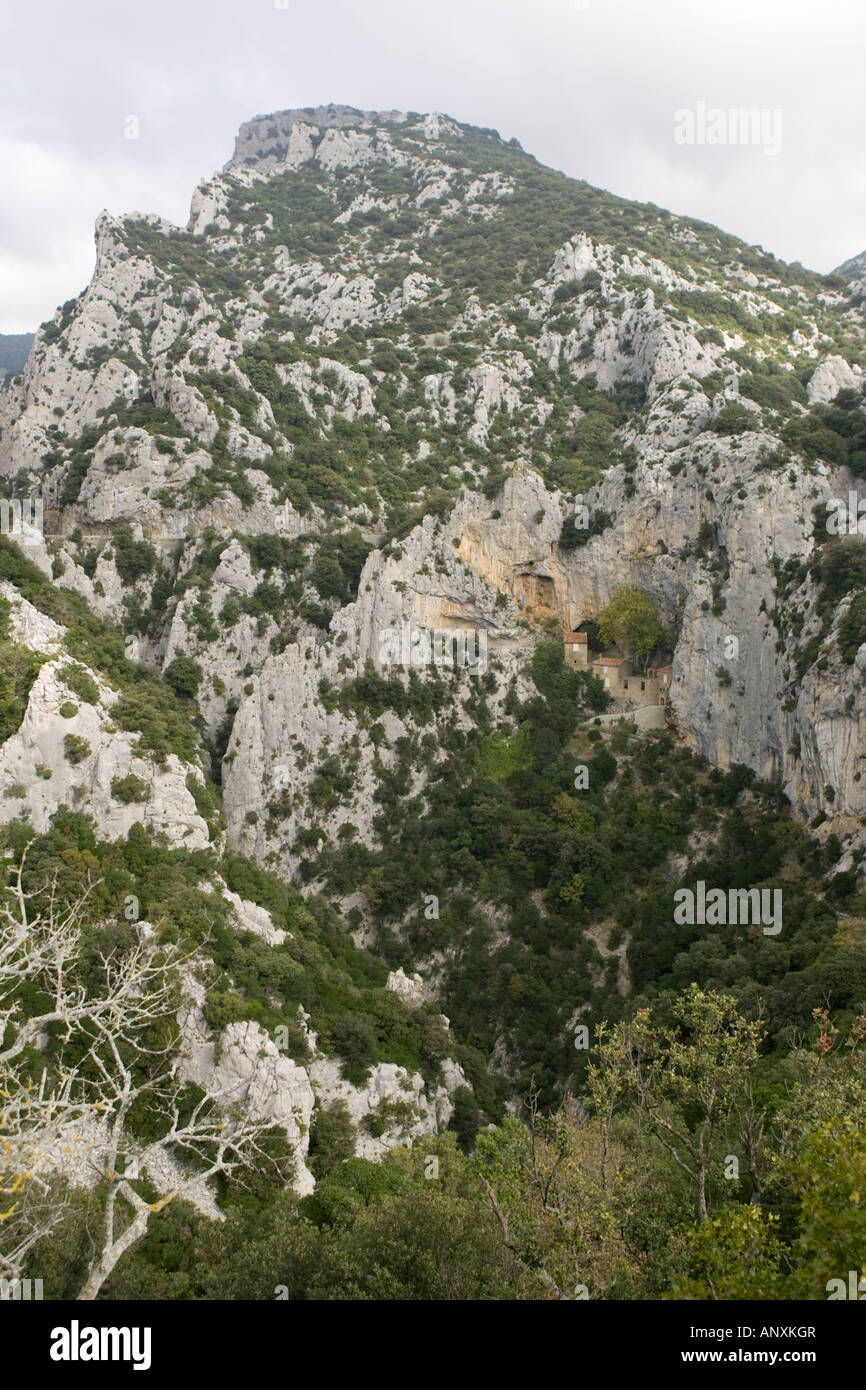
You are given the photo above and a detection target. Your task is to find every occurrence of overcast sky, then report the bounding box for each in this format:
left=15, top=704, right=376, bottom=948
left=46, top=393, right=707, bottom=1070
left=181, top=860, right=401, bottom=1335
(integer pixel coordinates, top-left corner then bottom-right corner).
left=1, top=0, right=864, bottom=332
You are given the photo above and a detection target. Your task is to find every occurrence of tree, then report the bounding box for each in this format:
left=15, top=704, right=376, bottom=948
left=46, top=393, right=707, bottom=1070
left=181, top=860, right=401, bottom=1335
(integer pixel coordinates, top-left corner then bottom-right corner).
left=477, top=1088, right=639, bottom=1299
left=589, top=986, right=763, bottom=1224
left=669, top=1206, right=786, bottom=1300
left=596, top=585, right=666, bottom=670
left=201, top=1137, right=523, bottom=1302
left=163, top=654, right=202, bottom=699
left=0, top=845, right=293, bottom=1298
left=774, top=1009, right=866, bottom=1296
left=710, top=401, right=757, bottom=436
left=111, top=527, right=156, bottom=585
left=310, top=550, right=345, bottom=601
left=308, top=1101, right=355, bottom=1178
left=450, top=1085, right=482, bottom=1153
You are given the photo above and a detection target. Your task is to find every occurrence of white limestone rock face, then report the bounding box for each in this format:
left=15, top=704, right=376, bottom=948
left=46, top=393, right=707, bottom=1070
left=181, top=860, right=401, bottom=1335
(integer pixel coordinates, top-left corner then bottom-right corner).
left=139, top=1145, right=224, bottom=1221
left=0, top=213, right=167, bottom=477
left=222, top=504, right=535, bottom=877
left=467, top=358, right=528, bottom=447
left=0, top=102, right=863, bottom=890
left=21, top=932, right=466, bottom=1205
left=386, top=968, right=425, bottom=1007
left=218, top=435, right=865, bottom=878
left=75, top=430, right=200, bottom=529
left=27, top=1103, right=224, bottom=1223
left=151, top=362, right=219, bottom=444
left=0, top=582, right=65, bottom=651
left=309, top=1054, right=469, bottom=1161
left=159, top=536, right=282, bottom=742
left=550, top=232, right=600, bottom=285
left=223, top=635, right=407, bottom=875
left=177, top=1003, right=316, bottom=1196
left=199, top=878, right=288, bottom=945
left=807, top=355, right=863, bottom=404
left=175, top=976, right=466, bottom=1192
left=787, top=605, right=866, bottom=819
left=210, top=1021, right=316, bottom=1193
left=456, top=449, right=866, bottom=840
left=0, top=658, right=210, bottom=848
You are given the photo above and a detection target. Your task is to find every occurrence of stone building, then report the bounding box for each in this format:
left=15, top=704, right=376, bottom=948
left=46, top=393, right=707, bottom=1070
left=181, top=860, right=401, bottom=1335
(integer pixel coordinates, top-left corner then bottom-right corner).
left=593, top=654, right=632, bottom=689
left=565, top=630, right=672, bottom=709
left=563, top=632, right=589, bottom=670
left=593, top=655, right=672, bottom=707
left=646, top=665, right=673, bottom=705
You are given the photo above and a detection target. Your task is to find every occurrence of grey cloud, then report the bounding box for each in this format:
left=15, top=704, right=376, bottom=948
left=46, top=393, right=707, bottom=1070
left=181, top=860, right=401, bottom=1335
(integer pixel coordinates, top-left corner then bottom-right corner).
left=1, top=0, right=864, bottom=330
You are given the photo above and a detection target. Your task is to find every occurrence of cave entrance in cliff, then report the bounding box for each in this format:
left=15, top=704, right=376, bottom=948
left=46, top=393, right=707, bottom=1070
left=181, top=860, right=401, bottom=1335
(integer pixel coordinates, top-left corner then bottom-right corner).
left=514, top=571, right=556, bottom=621
left=573, top=619, right=600, bottom=649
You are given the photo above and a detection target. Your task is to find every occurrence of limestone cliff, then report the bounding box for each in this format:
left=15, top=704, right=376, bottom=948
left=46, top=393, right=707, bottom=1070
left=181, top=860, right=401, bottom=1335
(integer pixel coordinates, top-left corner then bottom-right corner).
left=1, top=104, right=865, bottom=1191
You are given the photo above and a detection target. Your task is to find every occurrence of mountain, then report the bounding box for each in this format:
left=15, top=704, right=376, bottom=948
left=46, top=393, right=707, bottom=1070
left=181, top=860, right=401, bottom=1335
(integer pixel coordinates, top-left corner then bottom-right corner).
left=833, top=249, right=866, bottom=280
left=4, top=104, right=865, bottom=859
left=0, top=331, right=34, bottom=379
left=1, top=105, right=865, bottom=1300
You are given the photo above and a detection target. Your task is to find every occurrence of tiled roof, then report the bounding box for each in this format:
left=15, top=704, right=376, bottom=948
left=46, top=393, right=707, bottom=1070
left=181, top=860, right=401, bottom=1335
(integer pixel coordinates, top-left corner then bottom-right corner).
left=593, top=655, right=627, bottom=665
left=564, top=632, right=588, bottom=643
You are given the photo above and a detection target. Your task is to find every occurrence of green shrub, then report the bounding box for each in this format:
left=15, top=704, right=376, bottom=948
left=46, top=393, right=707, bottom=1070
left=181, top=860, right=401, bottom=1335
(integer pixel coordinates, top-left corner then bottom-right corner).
left=63, top=733, right=91, bottom=764
left=111, top=773, right=149, bottom=804
left=112, top=526, right=157, bottom=585
left=331, top=1013, right=378, bottom=1078
left=559, top=508, right=613, bottom=551
left=59, top=663, right=100, bottom=704
left=838, top=592, right=866, bottom=662
left=203, top=989, right=249, bottom=1029
left=0, top=635, right=44, bottom=745
left=308, top=1101, right=356, bottom=1178
left=783, top=390, right=866, bottom=476
left=710, top=402, right=757, bottom=436
left=164, top=655, right=203, bottom=699
left=112, top=687, right=199, bottom=764
left=739, top=369, right=806, bottom=413
left=450, top=1085, right=482, bottom=1152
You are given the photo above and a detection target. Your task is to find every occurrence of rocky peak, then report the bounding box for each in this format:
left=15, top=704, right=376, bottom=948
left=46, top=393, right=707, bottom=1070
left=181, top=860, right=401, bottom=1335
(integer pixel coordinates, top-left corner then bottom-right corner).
left=226, top=104, right=466, bottom=177
left=231, top=103, right=404, bottom=158
left=833, top=249, right=866, bottom=281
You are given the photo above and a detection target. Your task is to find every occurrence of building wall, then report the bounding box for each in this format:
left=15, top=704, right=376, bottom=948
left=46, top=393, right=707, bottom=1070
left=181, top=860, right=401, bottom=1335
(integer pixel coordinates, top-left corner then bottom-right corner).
left=567, top=638, right=671, bottom=707
left=595, top=704, right=667, bottom=731
left=564, top=644, right=588, bottom=670
left=621, top=673, right=663, bottom=707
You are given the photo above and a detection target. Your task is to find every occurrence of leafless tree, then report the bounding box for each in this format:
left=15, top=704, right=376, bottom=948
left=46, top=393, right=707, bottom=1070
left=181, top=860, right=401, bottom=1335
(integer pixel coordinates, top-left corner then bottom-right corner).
left=1, top=845, right=293, bottom=1299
